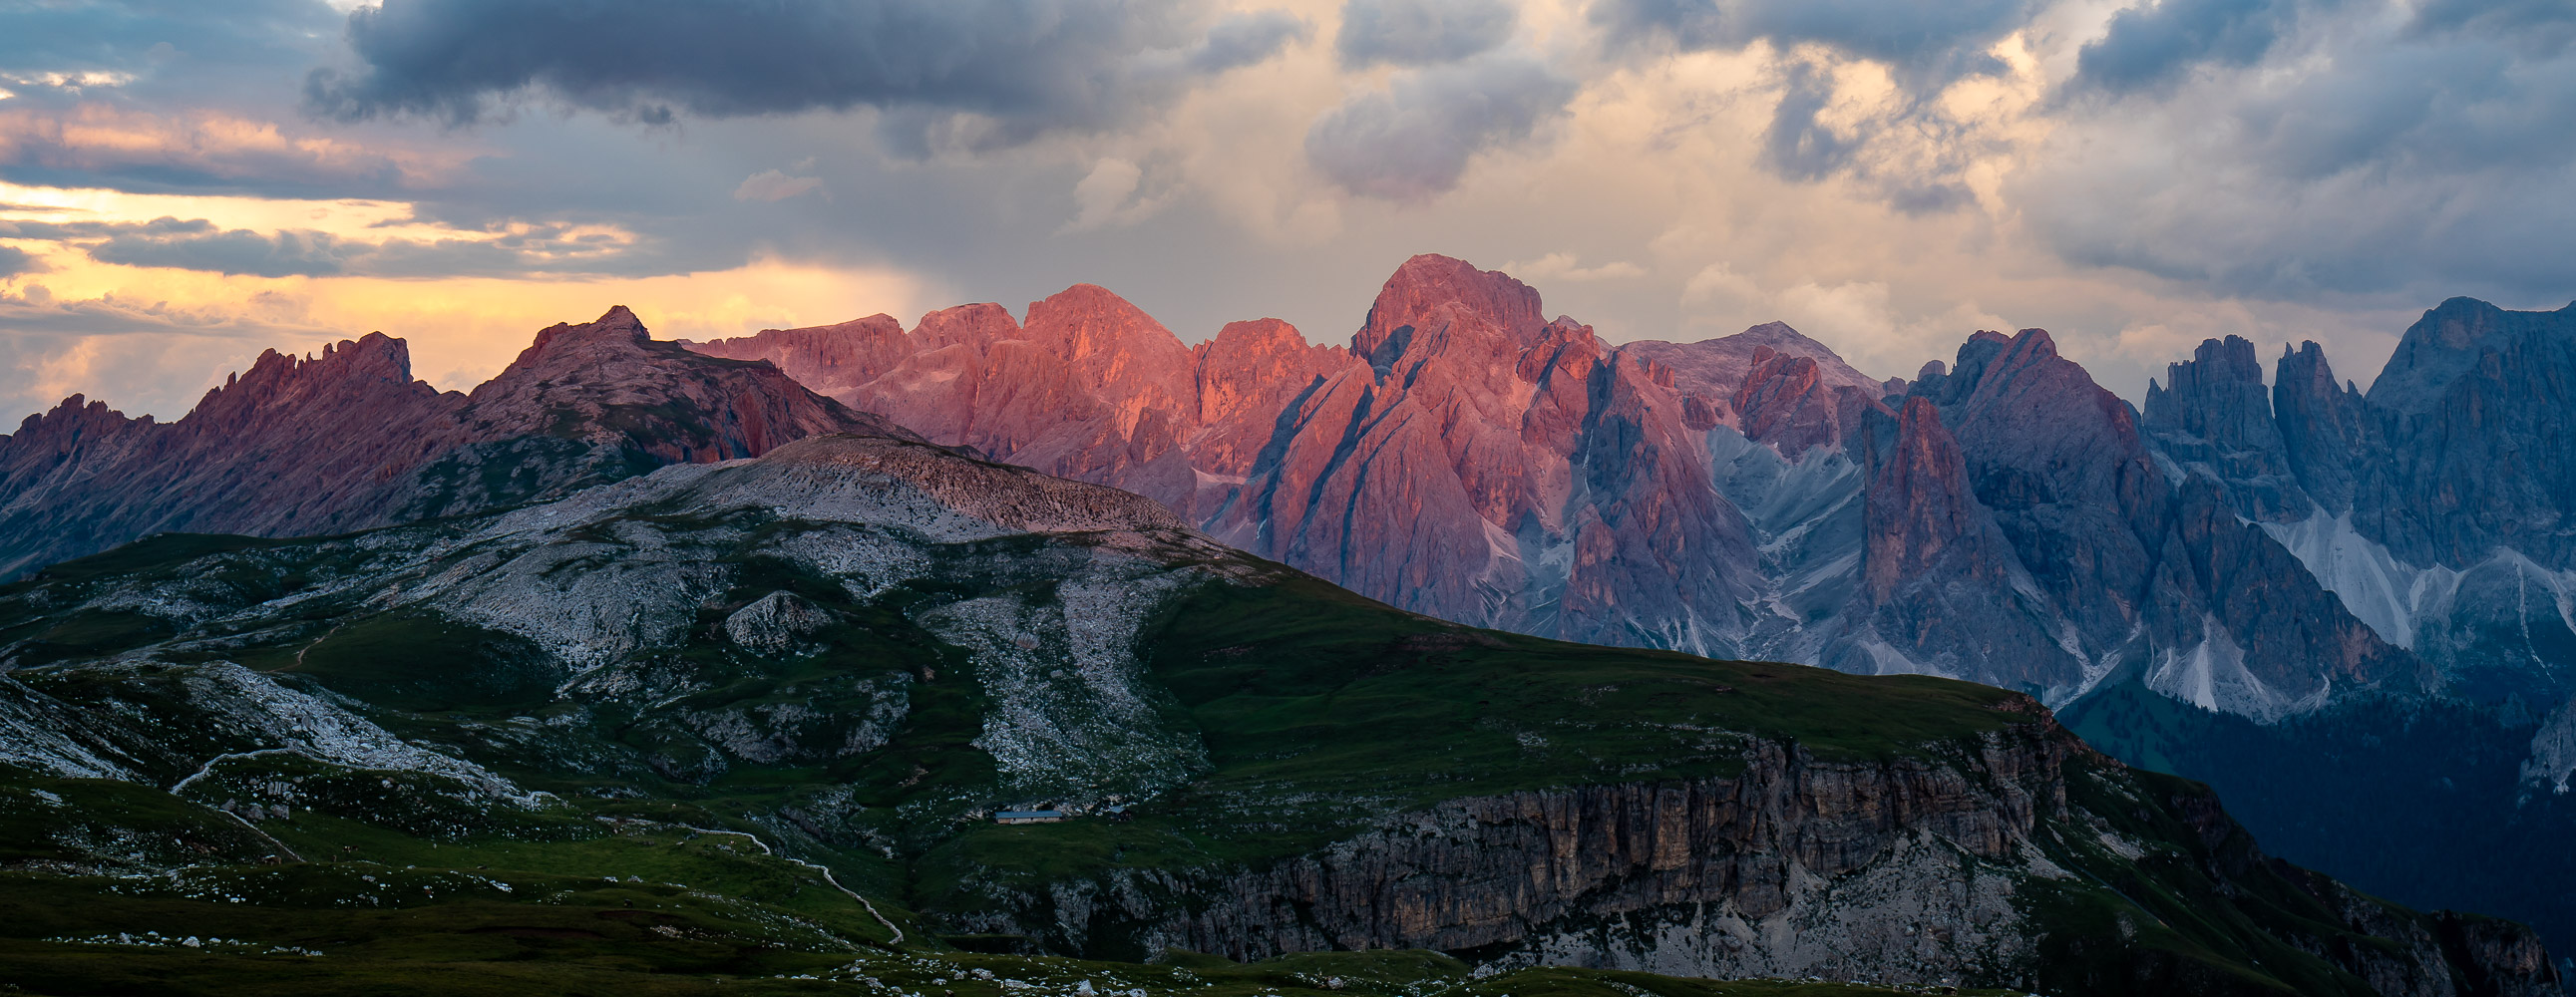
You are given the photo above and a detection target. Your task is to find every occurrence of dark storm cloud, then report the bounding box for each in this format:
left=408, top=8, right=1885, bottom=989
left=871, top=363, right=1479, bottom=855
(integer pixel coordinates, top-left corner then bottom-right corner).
left=2072, top=0, right=2309, bottom=95
left=2408, top=0, right=2576, bottom=54
left=86, top=227, right=353, bottom=278
left=1303, top=55, right=1576, bottom=199
left=302, top=0, right=1296, bottom=146
left=0, top=245, right=42, bottom=279
left=0, top=0, right=340, bottom=105
left=1189, top=10, right=1312, bottom=73
left=1590, top=0, right=2033, bottom=82
left=2023, top=0, right=2576, bottom=305
left=1336, top=0, right=1517, bottom=68
left=0, top=216, right=211, bottom=241
left=1758, top=62, right=1854, bottom=180
left=1590, top=0, right=2032, bottom=203
left=0, top=0, right=450, bottom=200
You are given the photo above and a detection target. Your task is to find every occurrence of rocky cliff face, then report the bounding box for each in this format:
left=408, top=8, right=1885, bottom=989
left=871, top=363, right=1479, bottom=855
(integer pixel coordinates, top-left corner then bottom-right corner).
left=2142, top=298, right=2576, bottom=704
left=1826, top=326, right=2421, bottom=713
left=2144, top=335, right=2309, bottom=519
left=0, top=306, right=908, bottom=580
left=1210, top=258, right=1761, bottom=650
left=1045, top=725, right=2072, bottom=974
left=2089, top=301, right=2576, bottom=968
left=939, top=704, right=2555, bottom=997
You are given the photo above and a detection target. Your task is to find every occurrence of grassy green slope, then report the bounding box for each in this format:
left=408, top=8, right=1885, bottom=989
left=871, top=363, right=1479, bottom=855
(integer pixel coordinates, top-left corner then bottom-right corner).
left=0, top=531, right=2550, bottom=996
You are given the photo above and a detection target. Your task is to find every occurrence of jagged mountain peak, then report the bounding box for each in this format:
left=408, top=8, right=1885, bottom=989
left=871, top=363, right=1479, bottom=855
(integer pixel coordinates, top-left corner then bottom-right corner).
left=1722, top=321, right=1875, bottom=377
left=191, top=330, right=436, bottom=422
left=915, top=300, right=1021, bottom=349
left=1932, top=328, right=2066, bottom=388
left=1198, top=316, right=1310, bottom=356
left=1619, top=321, right=1889, bottom=444
left=241, top=330, right=415, bottom=385
left=7, top=393, right=135, bottom=438
left=0, top=305, right=904, bottom=579
left=1921, top=329, right=2093, bottom=416
left=1355, top=253, right=1548, bottom=363
left=1020, top=282, right=1197, bottom=432
left=1024, top=283, right=1185, bottom=355
left=521, top=304, right=651, bottom=358
left=2141, top=334, right=2307, bottom=520
left=2366, top=294, right=2569, bottom=415
left=2187, top=335, right=2265, bottom=382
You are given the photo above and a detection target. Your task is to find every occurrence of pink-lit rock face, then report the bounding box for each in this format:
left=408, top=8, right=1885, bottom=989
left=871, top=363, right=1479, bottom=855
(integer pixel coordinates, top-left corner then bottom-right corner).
left=685, top=253, right=2430, bottom=718
left=686, top=255, right=1770, bottom=650
left=0, top=331, right=460, bottom=578
left=0, top=306, right=906, bottom=579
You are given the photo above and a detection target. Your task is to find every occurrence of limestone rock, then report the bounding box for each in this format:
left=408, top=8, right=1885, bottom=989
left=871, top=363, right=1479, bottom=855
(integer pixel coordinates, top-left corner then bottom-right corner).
left=722, top=591, right=836, bottom=655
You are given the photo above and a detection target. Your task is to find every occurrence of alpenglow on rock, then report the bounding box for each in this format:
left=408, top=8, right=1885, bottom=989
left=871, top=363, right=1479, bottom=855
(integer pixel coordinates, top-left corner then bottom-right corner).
left=0, top=306, right=914, bottom=580
left=689, top=255, right=2427, bottom=724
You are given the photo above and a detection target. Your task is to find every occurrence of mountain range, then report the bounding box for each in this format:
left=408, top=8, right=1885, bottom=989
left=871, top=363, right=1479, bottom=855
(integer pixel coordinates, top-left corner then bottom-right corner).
left=0, top=258, right=2570, bottom=993
left=682, top=255, right=2485, bottom=718
left=681, top=256, right=2576, bottom=966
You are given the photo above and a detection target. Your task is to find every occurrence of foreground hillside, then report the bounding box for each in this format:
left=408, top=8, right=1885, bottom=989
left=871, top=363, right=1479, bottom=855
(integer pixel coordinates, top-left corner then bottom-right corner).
left=0, top=429, right=2555, bottom=996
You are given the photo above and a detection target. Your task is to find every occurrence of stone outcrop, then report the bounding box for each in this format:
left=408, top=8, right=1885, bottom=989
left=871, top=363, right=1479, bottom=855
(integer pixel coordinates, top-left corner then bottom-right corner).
left=2271, top=339, right=2370, bottom=514
left=2144, top=335, right=2308, bottom=519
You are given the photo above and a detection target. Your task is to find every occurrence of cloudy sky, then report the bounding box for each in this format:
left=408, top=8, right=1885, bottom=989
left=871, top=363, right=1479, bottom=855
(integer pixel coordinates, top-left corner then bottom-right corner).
left=2, top=0, right=2570, bottom=421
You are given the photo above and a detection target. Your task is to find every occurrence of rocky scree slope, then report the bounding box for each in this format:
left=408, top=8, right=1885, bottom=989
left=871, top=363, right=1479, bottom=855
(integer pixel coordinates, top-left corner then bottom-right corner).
left=0, top=434, right=2555, bottom=996
left=0, top=305, right=913, bottom=580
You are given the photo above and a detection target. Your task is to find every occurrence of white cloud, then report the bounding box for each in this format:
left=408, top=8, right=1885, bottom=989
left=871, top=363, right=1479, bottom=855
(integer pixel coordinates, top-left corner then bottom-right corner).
left=1504, top=251, right=1644, bottom=281
left=732, top=169, right=826, bottom=202
left=1680, top=262, right=1761, bottom=307
left=1067, top=158, right=1146, bottom=230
